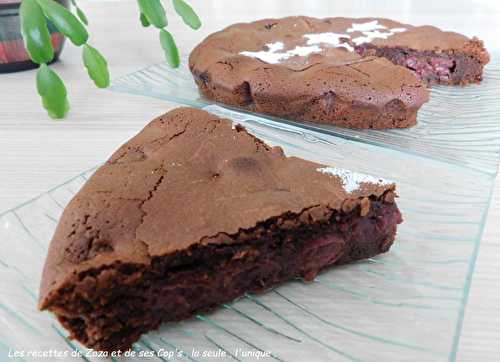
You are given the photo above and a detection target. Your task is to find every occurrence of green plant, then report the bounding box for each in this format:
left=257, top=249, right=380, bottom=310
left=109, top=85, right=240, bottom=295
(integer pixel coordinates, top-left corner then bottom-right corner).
left=20, top=0, right=201, bottom=119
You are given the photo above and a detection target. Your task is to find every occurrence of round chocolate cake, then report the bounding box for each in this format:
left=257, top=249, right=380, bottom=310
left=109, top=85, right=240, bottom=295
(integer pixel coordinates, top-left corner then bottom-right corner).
left=189, top=16, right=488, bottom=129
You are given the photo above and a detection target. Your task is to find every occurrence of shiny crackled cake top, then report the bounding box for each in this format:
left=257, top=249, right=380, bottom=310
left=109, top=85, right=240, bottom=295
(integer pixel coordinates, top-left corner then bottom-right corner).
left=240, top=20, right=408, bottom=64
left=204, top=16, right=471, bottom=69
left=39, top=107, right=396, bottom=306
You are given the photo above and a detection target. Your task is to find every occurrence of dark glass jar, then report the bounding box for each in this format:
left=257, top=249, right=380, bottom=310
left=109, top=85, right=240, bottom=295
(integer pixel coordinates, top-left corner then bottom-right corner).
left=0, top=0, right=69, bottom=73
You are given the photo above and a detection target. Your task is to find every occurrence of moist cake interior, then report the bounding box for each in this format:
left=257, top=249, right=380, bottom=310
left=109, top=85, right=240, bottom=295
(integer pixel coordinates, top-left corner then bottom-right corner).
left=51, top=196, right=401, bottom=351
left=356, top=42, right=487, bottom=85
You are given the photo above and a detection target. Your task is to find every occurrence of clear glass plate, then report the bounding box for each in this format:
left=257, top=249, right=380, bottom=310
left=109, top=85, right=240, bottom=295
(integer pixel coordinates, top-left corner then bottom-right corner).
left=110, top=56, right=500, bottom=175
left=1, top=101, right=498, bottom=361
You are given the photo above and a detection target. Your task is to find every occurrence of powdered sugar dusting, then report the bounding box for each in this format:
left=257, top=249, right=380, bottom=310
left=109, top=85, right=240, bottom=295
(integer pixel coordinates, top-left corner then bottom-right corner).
left=240, top=42, right=323, bottom=64
left=352, top=29, right=393, bottom=45
left=317, top=167, right=392, bottom=193
left=348, top=21, right=407, bottom=45
left=287, top=45, right=322, bottom=57
left=240, top=41, right=290, bottom=64
left=239, top=21, right=407, bottom=64
left=304, top=32, right=354, bottom=52
left=266, top=41, right=285, bottom=52
left=347, top=20, right=387, bottom=33
left=336, top=43, right=355, bottom=52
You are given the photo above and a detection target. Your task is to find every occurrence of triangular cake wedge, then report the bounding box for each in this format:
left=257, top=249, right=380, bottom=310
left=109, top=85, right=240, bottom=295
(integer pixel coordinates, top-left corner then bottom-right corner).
left=39, top=107, right=402, bottom=351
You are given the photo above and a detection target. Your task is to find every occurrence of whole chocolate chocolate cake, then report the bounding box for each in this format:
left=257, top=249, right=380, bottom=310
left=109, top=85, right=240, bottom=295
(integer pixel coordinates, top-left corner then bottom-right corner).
left=39, top=107, right=402, bottom=351
left=189, top=16, right=489, bottom=129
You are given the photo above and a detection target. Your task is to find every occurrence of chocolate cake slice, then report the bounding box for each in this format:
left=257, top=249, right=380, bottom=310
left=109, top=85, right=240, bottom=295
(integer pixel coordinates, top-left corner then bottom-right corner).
left=39, top=107, right=402, bottom=351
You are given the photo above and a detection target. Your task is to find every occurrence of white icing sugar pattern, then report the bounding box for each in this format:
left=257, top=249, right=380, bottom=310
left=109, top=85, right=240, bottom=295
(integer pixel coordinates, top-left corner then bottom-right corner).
left=240, top=42, right=290, bottom=64
left=239, top=21, right=407, bottom=64
left=347, top=20, right=387, bottom=33
left=240, top=41, right=324, bottom=64
left=352, top=29, right=393, bottom=45
left=287, top=45, right=322, bottom=57
left=317, top=167, right=393, bottom=193
left=266, top=41, right=285, bottom=52
left=304, top=32, right=347, bottom=45
left=337, top=43, right=355, bottom=52
left=304, top=32, right=354, bottom=52
left=349, top=21, right=407, bottom=45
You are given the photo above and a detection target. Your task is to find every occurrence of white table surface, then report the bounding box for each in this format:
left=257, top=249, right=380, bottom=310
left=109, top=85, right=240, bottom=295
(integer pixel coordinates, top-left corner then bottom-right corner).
left=0, top=1, right=499, bottom=360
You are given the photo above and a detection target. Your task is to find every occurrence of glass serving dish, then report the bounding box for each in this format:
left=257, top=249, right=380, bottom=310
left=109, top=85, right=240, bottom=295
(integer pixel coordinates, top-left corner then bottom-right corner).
left=1, top=95, right=499, bottom=360
left=110, top=56, right=500, bottom=175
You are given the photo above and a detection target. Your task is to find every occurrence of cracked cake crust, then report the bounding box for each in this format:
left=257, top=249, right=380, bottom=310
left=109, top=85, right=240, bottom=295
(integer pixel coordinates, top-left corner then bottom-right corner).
left=189, top=16, right=430, bottom=129
left=189, top=16, right=488, bottom=128
left=39, top=107, right=402, bottom=350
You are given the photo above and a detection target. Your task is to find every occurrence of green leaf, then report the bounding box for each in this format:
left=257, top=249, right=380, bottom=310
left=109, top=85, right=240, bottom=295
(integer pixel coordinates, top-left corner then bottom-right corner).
left=20, top=0, right=54, bottom=64
left=82, top=44, right=110, bottom=88
left=159, top=29, right=180, bottom=68
left=69, top=0, right=88, bottom=25
left=75, top=7, right=88, bottom=26
left=36, top=0, right=88, bottom=46
left=36, top=64, right=70, bottom=119
left=137, top=0, right=167, bottom=29
left=139, top=12, right=150, bottom=27
left=172, top=0, right=201, bottom=30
